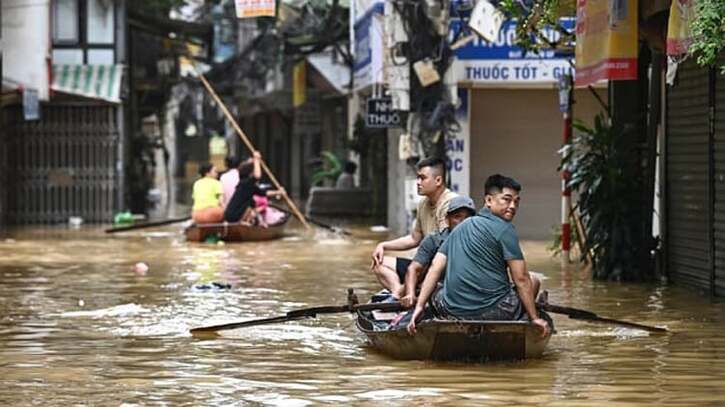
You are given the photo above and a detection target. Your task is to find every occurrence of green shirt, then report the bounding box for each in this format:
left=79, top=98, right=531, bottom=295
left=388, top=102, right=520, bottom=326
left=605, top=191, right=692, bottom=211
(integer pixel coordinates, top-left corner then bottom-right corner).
left=439, top=208, right=524, bottom=318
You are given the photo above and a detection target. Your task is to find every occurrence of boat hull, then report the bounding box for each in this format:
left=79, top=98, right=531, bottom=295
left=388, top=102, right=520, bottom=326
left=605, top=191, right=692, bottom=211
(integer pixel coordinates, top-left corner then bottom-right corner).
left=357, top=312, right=552, bottom=362
left=184, top=215, right=289, bottom=242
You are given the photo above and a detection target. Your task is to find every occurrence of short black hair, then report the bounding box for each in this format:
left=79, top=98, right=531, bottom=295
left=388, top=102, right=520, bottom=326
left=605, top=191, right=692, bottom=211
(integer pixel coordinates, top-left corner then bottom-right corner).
left=416, top=157, right=447, bottom=181
left=225, top=156, right=241, bottom=170
left=238, top=161, right=254, bottom=179
left=484, top=174, right=522, bottom=195
left=343, top=161, right=357, bottom=174
left=198, top=163, right=214, bottom=177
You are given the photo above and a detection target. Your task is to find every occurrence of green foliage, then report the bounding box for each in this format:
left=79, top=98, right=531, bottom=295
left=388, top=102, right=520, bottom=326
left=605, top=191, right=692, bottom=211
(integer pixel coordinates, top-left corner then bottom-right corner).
left=561, top=114, right=646, bottom=280
left=690, top=0, right=725, bottom=74
left=497, top=0, right=575, bottom=53
left=548, top=221, right=579, bottom=257
left=310, top=151, right=342, bottom=187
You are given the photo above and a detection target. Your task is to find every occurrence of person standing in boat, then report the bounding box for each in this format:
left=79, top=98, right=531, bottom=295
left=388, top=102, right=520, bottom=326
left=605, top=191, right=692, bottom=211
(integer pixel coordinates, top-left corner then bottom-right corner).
left=399, top=195, right=476, bottom=309
left=223, top=151, right=286, bottom=225
left=191, top=163, right=225, bottom=224
left=407, top=174, right=550, bottom=338
left=371, top=157, right=458, bottom=299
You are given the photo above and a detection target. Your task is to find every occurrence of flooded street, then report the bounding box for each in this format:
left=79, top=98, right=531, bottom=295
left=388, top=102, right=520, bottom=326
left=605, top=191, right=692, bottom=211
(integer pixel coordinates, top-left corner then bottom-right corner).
left=1, top=224, right=724, bottom=406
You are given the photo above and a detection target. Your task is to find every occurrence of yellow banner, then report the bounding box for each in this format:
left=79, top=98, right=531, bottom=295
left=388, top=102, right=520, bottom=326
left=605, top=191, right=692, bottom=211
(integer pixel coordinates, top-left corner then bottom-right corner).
left=575, top=0, right=638, bottom=87
left=293, top=61, right=306, bottom=108
left=666, top=0, right=695, bottom=56
left=235, top=0, right=276, bottom=19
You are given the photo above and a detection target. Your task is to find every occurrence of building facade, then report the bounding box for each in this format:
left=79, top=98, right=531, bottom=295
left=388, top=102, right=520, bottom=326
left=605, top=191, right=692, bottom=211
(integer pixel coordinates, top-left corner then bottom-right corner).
left=356, top=7, right=606, bottom=238
left=1, top=0, right=126, bottom=224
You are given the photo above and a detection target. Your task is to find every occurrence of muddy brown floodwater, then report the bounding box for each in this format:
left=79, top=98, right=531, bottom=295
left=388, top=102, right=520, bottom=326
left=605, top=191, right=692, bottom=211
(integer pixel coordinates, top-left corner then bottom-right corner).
left=1, top=224, right=724, bottom=406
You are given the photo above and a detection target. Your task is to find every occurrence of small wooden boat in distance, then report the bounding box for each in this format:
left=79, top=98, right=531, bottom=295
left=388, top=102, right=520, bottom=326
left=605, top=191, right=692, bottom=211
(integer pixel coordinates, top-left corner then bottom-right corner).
left=185, top=213, right=289, bottom=242
left=356, top=305, right=553, bottom=362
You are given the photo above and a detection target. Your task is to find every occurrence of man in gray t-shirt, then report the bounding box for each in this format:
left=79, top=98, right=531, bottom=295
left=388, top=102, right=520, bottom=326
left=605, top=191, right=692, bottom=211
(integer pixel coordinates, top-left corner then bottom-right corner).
left=399, top=196, right=476, bottom=308
left=407, top=174, right=550, bottom=339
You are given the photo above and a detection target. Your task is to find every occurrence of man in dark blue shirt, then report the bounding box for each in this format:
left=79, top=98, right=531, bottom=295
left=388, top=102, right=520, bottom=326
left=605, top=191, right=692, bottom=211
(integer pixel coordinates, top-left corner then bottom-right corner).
left=399, top=195, right=476, bottom=308
left=407, top=174, right=550, bottom=338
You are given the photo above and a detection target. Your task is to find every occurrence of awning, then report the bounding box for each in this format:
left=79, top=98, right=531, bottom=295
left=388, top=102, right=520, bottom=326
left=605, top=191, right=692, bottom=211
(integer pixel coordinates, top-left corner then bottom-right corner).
left=51, top=64, right=124, bottom=103
left=307, top=52, right=350, bottom=95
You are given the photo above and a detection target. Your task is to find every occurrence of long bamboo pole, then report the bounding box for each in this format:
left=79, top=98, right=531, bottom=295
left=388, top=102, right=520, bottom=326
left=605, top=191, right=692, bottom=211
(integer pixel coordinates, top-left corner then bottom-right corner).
left=197, top=73, right=311, bottom=230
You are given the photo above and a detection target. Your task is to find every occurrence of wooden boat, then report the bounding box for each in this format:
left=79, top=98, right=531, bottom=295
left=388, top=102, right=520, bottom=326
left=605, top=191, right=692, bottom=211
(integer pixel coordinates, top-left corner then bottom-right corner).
left=356, top=301, right=554, bottom=362
left=185, top=212, right=290, bottom=242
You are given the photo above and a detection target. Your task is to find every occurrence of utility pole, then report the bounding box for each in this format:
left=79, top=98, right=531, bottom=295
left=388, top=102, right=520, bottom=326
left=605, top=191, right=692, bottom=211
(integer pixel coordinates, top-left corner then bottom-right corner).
left=558, top=73, right=573, bottom=264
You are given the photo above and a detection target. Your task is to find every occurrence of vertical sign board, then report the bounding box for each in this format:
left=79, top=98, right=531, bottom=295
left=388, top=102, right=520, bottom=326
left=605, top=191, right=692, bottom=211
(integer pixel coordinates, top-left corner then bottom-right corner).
left=234, top=0, right=276, bottom=18
left=574, top=0, right=638, bottom=87
left=446, top=88, right=469, bottom=196
left=353, top=1, right=384, bottom=90
left=23, top=89, right=40, bottom=121
left=666, top=0, right=695, bottom=56
left=293, top=61, right=306, bottom=108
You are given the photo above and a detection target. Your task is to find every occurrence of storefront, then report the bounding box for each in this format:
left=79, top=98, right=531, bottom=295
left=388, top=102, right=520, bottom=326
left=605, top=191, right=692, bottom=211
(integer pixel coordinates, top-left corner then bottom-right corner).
left=452, top=20, right=606, bottom=239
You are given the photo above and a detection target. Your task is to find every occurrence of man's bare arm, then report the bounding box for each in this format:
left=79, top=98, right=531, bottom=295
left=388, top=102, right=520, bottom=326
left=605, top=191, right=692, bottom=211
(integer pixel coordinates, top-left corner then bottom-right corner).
left=379, top=234, right=420, bottom=251
left=508, top=259, right=550, bottom=338
left=508, top=260, right=538, bottom=319
left=416, top=253, right=445, bottom=307
left=407, top=253, right=447, bottom=334
left=401, top=261, right=425, bottom=308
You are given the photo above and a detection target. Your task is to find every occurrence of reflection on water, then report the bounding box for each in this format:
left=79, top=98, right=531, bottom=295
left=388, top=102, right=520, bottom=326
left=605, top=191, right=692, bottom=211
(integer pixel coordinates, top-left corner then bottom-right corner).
left=1, top=225, right=724, bottom=405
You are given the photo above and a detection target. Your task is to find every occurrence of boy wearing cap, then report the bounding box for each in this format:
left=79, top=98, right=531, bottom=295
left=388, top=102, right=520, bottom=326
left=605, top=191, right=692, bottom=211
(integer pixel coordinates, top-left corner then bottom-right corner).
left=399, top=196, right=476, bottom=308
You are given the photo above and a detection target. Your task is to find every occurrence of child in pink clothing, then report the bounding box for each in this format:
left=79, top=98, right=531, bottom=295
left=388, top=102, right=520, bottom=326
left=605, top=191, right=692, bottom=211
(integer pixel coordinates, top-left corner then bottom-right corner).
left=253, top=187, right=286, bottom=227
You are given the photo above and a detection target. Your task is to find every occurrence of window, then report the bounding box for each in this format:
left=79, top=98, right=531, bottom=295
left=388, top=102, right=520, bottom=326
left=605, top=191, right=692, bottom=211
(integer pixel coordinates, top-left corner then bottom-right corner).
left=52, top=0, right=116, bottom=64
left=52, top=49, right=84, bottom=64
left=53, top=0, right=80, bottom=44
left=87, top=0, right=114, bottom=44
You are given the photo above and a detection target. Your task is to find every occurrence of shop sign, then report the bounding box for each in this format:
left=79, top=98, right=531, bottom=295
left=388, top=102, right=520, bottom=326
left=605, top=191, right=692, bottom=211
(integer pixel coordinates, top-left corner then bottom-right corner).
left=234, top=0, right=275, bottom=19
left=293, top=61, right=306, bottom=108
left=575, top=0, right=638, bottom=87
left=446, top=88, right=469, bottom=196
left=451, top=18, right=576, bottom=85
left=353, top=1, right=384, bottom=90
left=23, top=88, right=40, bottom=121
left=366, top=97, right=402, bottom=128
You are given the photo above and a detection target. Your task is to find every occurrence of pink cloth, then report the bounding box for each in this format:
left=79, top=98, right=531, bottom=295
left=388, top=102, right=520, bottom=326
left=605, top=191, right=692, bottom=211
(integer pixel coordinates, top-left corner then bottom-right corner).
left=262, top=206, right=286, bottom=225
left=220, top=169, right=239, bottom=208
left=253, top=194, right=269, bottom=212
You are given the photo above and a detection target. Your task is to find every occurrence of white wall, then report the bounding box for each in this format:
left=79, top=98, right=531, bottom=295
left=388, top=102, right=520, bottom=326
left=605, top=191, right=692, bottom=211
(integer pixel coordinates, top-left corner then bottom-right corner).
left=2, top=0, right=50, bottom=100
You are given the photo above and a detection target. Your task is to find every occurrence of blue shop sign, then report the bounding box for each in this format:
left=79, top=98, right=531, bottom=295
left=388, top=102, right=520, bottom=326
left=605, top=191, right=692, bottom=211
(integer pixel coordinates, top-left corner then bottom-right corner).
left=450, top=18, right=576, bottom=84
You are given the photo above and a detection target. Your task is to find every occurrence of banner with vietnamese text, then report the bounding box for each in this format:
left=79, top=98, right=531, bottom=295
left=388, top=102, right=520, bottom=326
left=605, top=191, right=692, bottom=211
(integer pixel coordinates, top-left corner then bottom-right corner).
left=575, top=0, right=638, bottom=87
left=235, top=0, right=275, bottom=18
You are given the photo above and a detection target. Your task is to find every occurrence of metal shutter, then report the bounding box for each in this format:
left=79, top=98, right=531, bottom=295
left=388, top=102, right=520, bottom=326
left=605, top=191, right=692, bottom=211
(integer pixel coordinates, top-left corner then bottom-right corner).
left=5, top=103, right=120, bottom=224
left=715, top=55, right=725, bottom=297
left=666, top=58, right=712, bottom=292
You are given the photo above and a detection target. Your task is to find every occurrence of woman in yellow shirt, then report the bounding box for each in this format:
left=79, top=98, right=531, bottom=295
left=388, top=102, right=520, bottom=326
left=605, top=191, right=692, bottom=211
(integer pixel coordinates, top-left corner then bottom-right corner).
left=191, top=163, right=224, bottom=224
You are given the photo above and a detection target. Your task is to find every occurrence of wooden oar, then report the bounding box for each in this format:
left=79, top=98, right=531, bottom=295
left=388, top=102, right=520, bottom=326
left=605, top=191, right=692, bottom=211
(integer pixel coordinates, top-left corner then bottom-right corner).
left=190, top=301, right=403, bottom=334
left=541, top=303, right=668, bottom=334
left=268, top=204, right=351, bottom=236
left=197, top=73, right=311, bottom=231
left=105, top=216, right=191, bottom=233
